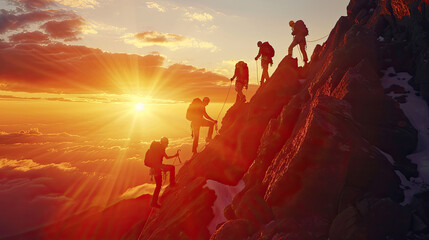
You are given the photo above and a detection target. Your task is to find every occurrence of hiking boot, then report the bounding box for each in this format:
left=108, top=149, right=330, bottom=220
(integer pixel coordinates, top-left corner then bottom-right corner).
left=151, top=202, right=161, bottom=208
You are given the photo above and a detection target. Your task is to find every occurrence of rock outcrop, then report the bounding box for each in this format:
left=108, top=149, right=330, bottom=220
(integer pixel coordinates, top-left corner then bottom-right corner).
left=130, top=0, right=429, bottom=239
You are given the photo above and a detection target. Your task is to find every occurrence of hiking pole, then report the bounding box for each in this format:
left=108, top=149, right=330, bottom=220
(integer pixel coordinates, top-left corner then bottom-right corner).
left=255, top=60, right=259, bottom=85
left=173, top=149, right=182, bottom=165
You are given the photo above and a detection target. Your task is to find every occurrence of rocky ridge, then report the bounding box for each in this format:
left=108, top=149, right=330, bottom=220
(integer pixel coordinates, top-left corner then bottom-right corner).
left=129, top=0, right=429, bottom=239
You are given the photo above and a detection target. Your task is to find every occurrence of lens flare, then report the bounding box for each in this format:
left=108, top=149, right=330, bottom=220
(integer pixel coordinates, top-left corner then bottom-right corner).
left=135, top=103, right=145, bottom=112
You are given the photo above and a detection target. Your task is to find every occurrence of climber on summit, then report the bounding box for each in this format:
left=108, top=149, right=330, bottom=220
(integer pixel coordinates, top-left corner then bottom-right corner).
left=186, top=97, right=217, bottom=156
left=288, top=20, right=309, bottom=64
left=144, top=137, right=179, bottom=208
left=255, top=41, right=275, bottom=85
left=230, top=61, right=249, bottom=103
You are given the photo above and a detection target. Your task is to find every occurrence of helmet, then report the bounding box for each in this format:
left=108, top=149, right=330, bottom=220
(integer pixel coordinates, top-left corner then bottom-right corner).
left=289, top=21, right=294, bottom=27
left=257, top=41, right=262, bottom=47
left=203, top=97, right=210, bottom=105
left=160, top=137, right=169, bottom=146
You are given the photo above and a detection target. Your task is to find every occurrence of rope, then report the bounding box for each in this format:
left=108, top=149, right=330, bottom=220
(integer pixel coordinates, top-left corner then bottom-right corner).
left=307, top=34, right=329, bottom=43
left=138, top=207, right=156, bottom=240
left=215, top=81, right=233, bottom=122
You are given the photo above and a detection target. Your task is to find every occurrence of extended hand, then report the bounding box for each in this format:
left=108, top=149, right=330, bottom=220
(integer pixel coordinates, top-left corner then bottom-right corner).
left=255, top=57, right=258, bottom=61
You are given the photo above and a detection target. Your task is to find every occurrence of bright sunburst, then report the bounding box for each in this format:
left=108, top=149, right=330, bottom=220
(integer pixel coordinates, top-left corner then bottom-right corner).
left=135, top=102, right=145, bottom=112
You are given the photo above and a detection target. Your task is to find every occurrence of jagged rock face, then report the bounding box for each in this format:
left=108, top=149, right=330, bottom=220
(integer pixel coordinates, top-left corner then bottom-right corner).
left=129, top=0, right=429, bottom=239
left=134, top=58, right=301, bottom=240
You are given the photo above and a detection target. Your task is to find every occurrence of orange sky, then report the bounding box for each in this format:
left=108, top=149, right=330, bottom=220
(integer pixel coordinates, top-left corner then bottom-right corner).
left=0, top=0, right=349, bottom=237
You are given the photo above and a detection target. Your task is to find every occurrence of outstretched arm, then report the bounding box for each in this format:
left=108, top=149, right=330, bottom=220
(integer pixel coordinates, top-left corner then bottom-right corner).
left=255, top=48, right=262, bottom=60
left=203, top=109, right=216, bottom=122
left=230, top=73, right=236, bottom=81
left=164, top=150, right=179, bottom=159
left=231, top=66, right=239, bottom=81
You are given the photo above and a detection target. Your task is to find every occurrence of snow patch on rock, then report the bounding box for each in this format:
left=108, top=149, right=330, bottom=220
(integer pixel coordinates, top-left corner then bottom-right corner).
left=380, top=67, right=429, bottom=202
left=205, top=180, right=245, bottom=235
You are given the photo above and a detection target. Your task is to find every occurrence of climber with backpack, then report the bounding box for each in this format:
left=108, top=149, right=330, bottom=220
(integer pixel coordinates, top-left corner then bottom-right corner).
left=288, top=20, right=309, bottom=64
left=255, top=41, right=275, bottom=85
left=186, top=97, right=217, bottom=156
left=230, top=61, right=249, bottom=103
left=144, top=137, right=179, bottom=208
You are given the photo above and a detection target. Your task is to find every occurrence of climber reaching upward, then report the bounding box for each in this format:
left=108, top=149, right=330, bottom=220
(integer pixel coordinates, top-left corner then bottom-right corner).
left=230, top=61, right=249, bottom=103
left=255, top=41, right=275, bottom=85
left=288, top=20, right=309, bottom=64
left=186, top=97, right=217, bottom=156
left=144, top=137, right=179, bottom=208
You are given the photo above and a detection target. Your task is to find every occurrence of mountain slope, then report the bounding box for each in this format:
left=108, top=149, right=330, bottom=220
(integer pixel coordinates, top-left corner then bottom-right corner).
left=130, top=0, right=429, bottom=239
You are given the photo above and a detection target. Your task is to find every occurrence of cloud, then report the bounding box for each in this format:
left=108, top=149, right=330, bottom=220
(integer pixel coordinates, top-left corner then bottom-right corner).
left=0, top=126, right=195, bottom=237
left=55, top=0, right=99, bottom=9
left=123, top=30, right=217, bottom=52
left=0, top=41, right=231, bottom=101
left=9, top=0, right=99, bottom=9
left=8, top=31, right=51, bottom=43
left=0, top=128, right=82, bottom=144
left=184, top=11, right=213, bottom=22
left=120, top=183, right=165, bottom=200
left=0, top=8, right=81, bottom=34
left=0, top=158, right=75, bottom=172
left=41, top=18, right=87, bottom=41
left=135, top=30, right=185, bottom=43
left=0, top=176, right=74, bottom=237
left=9, top=0, right=56, bottom=10
left=146, top=1, right=166, bottom=13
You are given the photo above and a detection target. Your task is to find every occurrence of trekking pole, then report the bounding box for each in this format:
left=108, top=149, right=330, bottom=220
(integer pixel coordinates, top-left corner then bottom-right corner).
left=173, top=149, right=181, bottom=165
left=255, top=60, right=259, bottom=85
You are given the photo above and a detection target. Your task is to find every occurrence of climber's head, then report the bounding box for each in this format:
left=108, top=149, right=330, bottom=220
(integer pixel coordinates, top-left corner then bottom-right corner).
left=160, top=137, right=169, bottom=148
left=203, top=97, right=210, bottom=106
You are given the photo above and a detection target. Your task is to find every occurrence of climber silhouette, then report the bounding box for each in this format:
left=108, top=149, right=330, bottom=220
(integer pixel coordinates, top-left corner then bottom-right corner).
left=255, top=41, right=275, bottom=85
left=288, top=20, right=309, bottom=64
left=230, top=61, right=249, bottom=103
left=144, top=137, right=178, bottom=208
left=186, top=97, right=217, bottom=156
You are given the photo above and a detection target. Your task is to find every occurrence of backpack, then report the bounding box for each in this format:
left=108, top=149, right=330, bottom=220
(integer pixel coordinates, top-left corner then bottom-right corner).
left=295, top=20, right=309, bottom=36
left=235, top=61, right=249, bottom=85
left=261, top=42, right=275, bottom=58
left=144, top=141, right=164, bottom=168
left=186, top=98, right=203, bottom=121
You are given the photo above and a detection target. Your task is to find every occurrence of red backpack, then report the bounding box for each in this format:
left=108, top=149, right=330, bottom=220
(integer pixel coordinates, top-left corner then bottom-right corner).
left=144, top=141, right=164, bottom=168
left=186, top=98, right=203, bottom=121
left=295, top=20, right=309, bottom=36
left=235, top=61, right=249, bottom=85
left=261, top=42, right=275, bottom=58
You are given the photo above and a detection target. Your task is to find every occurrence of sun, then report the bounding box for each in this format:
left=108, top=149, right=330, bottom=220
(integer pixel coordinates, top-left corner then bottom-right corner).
left=135, top=102, right=145, bottom=112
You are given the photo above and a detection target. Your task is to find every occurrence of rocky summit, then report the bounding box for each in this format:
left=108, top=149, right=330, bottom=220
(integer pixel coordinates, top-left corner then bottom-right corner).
left=127, top=0, right=429, bottom=239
